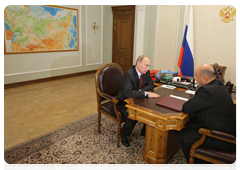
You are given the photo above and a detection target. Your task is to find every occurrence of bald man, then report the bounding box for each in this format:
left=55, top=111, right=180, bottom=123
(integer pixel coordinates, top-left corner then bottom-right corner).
left=178, top=64, right=236, bottom=163
left=113, top=55, right=160, bottom=147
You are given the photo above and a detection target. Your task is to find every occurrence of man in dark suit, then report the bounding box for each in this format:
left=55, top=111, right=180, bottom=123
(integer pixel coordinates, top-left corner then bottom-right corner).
left=178, top=64, right=236, bottom=163
left=116, top=55, right=160, bottom=147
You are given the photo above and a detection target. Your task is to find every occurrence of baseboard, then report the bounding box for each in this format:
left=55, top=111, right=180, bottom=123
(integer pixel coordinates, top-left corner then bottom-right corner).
left=4, top=70, right=96, bottom=89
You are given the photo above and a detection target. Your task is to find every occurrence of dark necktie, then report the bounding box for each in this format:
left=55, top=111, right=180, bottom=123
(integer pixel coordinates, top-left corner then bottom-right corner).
left=139, top=74, right=143, bottom=90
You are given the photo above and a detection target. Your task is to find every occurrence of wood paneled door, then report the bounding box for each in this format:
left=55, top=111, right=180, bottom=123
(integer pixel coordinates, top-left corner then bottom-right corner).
left=112, top=6, right=135, bottom=73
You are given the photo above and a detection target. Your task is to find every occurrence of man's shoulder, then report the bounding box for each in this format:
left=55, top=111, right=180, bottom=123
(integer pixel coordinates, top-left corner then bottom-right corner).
left=203, top=79, right=223, bottom=89
left=124, top=66, right=135, bottom=76
left=128, top=65, right=135, bottom=72
left=197, top=79, right=225, bottom=95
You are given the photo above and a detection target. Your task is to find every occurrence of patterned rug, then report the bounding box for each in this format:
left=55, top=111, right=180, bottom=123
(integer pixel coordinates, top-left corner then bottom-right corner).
left=4, top=114, right=187, bottom=164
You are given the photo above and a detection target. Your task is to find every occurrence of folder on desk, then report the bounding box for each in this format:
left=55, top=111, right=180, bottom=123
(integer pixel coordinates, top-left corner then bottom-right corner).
left=156, top=95, right=187, bottom=112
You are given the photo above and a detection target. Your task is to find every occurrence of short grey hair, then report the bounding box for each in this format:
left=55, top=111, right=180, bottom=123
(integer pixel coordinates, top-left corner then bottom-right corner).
left=136, top=55, right=148, bottom=65
left=199, top=68, right=216, bottom=78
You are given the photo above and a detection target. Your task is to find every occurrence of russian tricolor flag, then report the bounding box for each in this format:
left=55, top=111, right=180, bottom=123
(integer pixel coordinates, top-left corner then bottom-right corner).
left=178, top=6, right=194, bottom=77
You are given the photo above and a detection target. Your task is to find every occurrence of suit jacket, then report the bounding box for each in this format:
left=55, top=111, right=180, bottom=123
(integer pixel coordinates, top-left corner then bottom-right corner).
left=182, top=79, right=236, bottom=136
left=116, top=65, right=155, bottom=102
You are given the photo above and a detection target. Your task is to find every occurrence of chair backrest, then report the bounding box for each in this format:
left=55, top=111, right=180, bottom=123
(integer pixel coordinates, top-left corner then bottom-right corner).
left=211, top=63, right=227, bottom=83
left=95, top=63, right=123, bottom=98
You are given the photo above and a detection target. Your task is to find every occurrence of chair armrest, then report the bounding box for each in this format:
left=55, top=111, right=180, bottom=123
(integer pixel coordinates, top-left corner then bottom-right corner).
left=190, top=131, right=207, bottom=155
left=103, top=93, right=114, bottom=100
left=97, top=89, right=119, bottom=104
left=199, top=128, right=236, bottom=144
left=190, top=128, right=236, bottom=157
left=102, top=93, right=119, bottom=104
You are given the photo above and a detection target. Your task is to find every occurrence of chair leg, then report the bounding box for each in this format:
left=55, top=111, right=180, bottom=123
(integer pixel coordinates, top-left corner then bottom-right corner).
left=98, top=112, right=101, bottom=133
left=189, top=156, right=194, bottom=164
left=117, top=123, right=121, bottom=148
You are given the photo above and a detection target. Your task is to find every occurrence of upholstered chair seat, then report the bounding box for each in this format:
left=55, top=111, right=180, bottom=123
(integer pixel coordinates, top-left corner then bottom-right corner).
left=194, top=146, right=235, bottom=164
left=189, top=128, right=236, bottom=164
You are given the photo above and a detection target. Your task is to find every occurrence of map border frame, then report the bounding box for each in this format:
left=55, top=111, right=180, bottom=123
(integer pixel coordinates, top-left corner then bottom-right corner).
left=4, top=5, right=79, bottom=54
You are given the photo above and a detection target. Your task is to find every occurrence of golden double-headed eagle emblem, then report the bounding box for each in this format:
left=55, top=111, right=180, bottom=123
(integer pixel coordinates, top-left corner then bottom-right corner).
left=220, top=6, right=236, bottom=23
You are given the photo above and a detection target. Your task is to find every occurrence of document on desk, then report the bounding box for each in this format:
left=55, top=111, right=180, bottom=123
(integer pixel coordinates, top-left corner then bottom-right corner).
left=169, top=95, right=189, bottom=101
left=185, top=90, right=196, bottom=95
left=161, top=84, right=176, bottom=89
left=156, top=95, right=188, bottom=112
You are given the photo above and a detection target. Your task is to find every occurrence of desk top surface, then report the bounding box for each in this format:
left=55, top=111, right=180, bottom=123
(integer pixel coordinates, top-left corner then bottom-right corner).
left=154, top=82, right=236, bottom=102
left=125, top=85, right=236, bottom=118
left=133, top=87, right=193, bottom=114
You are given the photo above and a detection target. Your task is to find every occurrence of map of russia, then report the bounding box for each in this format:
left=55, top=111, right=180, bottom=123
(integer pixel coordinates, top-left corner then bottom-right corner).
left=4, top=5, right=78, bottom=53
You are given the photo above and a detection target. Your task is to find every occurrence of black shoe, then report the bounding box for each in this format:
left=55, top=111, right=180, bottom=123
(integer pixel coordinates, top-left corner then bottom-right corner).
left=141, top=130, right=145, bottom=137
left=121, top=137, right=130, bottom=147
left=141, top=124, right=146, bottom=137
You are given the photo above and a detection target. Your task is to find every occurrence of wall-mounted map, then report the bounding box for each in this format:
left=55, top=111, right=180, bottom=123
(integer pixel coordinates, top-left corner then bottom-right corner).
left=4, top=5, right=78, bottom=54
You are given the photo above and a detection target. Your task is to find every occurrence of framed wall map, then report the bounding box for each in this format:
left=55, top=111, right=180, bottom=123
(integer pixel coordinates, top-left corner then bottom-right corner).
left=4, top=5, right=78, bottom=54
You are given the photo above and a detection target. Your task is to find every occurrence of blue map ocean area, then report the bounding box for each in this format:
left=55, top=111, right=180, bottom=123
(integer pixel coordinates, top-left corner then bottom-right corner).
left=4, top=22, right=10, bottom=31
left=12, top=32, right=20, bottom=42
left=67, top=16, right=77, bottom=49
left=27, top=5, right=63, bottom=17
left=41, top=6, right=63, bottom=16
left=73, top=15, right=77, bottom=28
left=4, top=21, right=19, bottom=42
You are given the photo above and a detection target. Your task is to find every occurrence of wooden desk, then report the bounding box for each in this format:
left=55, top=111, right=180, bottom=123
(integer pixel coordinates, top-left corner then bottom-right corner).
left=125, top=86, right=194, bottom=164
left=154, top=82, right=236, bottom=104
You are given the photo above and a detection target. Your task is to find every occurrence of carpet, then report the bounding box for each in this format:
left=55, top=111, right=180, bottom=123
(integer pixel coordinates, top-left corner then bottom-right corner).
left=4, top=114, right=187, bottom=164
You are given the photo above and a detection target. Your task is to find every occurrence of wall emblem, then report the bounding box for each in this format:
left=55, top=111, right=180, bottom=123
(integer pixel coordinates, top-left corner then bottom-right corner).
left=220, top=6, right=236, bottom=23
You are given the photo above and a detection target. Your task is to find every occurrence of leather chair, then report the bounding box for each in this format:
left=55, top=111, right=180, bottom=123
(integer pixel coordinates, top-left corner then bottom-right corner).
left=95, top=63, right=124, bottom=147
left=189, top=128, right=236, bottom=164
left=211, top=63, right=227, bottom=83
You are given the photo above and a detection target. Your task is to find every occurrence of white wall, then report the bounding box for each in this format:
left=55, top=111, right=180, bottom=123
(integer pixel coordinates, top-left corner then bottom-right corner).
left=85, top=5, right=103, bottom=66
left=5, top=5, right=236, bottom=85
left=4, top=5, right=113, bottom=84
left=194, top=5, right=236, bottom=84
left=154, top=5, right=179, bottom=71
left=154, top=5, right=236, bottom=84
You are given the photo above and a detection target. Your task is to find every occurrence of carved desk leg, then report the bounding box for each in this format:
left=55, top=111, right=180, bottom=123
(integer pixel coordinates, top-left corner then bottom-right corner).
left=143, top=124, right=179, bottom=164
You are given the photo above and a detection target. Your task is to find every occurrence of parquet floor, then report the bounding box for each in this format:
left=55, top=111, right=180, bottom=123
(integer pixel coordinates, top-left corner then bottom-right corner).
left=4, top=73, right=97, bottom=150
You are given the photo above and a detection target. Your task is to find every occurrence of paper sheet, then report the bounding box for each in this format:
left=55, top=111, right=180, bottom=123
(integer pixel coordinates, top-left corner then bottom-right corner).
left=169, top=95, right=189, bottom=101
left=161, top=84, right=176, bottom=90
left=185, top=90, right=196, bottom=95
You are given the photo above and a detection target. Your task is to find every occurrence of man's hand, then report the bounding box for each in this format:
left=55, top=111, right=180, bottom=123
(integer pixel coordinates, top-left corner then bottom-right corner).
left=148, top=92, right=160, bottom=98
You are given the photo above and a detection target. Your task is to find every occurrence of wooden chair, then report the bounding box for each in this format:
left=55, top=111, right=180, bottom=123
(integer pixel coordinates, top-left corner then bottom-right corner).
left=226, top=83, right=234, bottom=94
left=211, top=63, right=227, bottom=83
left=95, top=63, right=124, bottom=147
left=189, top=128, right=236, bottom=164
